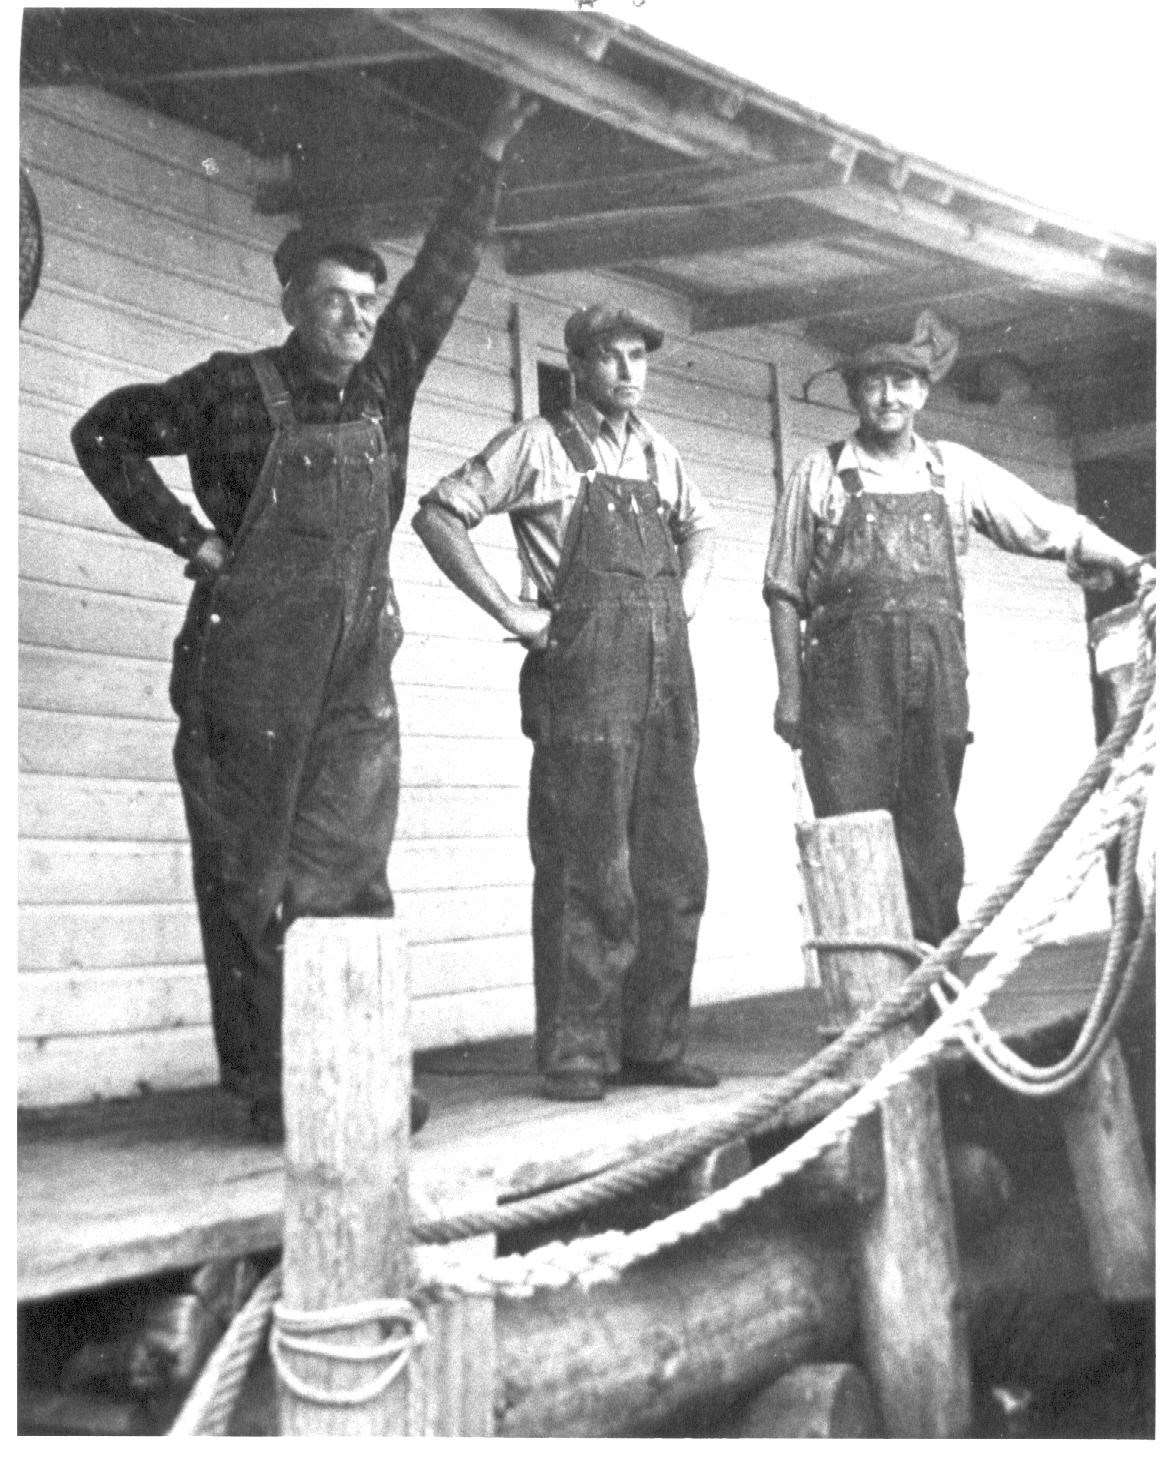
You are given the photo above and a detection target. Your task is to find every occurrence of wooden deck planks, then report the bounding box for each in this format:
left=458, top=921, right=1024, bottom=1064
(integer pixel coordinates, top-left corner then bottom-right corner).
left=18, top=937, right=1112, bottom=1305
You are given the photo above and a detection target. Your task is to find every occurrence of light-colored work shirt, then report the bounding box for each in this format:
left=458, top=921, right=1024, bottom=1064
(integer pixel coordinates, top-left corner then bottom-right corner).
left=420, top=399, right=715, bottom=603
left=763, top=433, right=1090, bottom=615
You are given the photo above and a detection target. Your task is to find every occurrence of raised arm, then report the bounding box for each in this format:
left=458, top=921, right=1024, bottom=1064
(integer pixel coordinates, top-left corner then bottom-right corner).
left=380, top=87, right=538, bottom=385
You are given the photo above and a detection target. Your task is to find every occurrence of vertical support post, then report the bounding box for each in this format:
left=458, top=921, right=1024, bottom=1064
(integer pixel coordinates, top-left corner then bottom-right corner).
left=1059, top=1038, right=1155, bottom=1302
left=412, top=1178, right=499, bottom=1435
left=278, top=917, right=415, bottom=1435
left=508, top=301, right=539, bottom=424
left=797, top=810, right=972, bottom=1437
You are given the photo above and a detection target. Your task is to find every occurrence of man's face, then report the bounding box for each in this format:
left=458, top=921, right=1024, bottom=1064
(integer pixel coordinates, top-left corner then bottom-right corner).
left=571, top=332, right=649, bottom=417
left=283, top=260, right=384, bottom=374
left=850, top=367, right=930, bottom=439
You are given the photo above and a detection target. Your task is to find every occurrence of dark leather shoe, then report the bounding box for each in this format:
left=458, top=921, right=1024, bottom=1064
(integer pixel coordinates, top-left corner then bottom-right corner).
left=618, top=1059, right=719, bottom=1089
left=541, top=1070, right=605, bottom=1102
left=248, top=1091, right=431, bottom=1140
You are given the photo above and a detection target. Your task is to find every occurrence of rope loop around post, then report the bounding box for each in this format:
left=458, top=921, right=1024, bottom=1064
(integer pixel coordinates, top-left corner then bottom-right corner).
left=269, top=1297, right=428, bottom=1408
left=805, top=936, right=924, bottom=963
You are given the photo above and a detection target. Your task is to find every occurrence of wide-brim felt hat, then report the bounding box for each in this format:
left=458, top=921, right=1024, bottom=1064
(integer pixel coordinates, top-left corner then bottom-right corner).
left=564, top=304, right=664, bottom=354
left=838, top=309, right=960, bottom=384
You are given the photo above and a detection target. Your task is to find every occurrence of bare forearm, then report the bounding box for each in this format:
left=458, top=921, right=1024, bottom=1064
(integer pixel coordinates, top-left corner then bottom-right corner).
left=770, top=597, right=803, bottom=697
left=678, top=527, right=715, bottom=619
left=412, top=502, right=520, bottom=631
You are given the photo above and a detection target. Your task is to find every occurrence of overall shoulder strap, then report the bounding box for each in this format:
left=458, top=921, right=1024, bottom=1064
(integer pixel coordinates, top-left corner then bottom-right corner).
left=827, top=439, right=862, bottom=496
left=248, top=352, right=295, bottom=429
left=926, top=440, right=947, bottom=491
left=548, top=408, right=599, bottom=475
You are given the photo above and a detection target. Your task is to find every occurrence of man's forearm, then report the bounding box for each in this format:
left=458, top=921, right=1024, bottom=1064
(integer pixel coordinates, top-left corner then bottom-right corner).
left=1075, top=521, right=1145, bottom=577
left=412, top=502, right=519, bottom=631
left=769, top=596, right=804, bottom=700
left=71, top=388, right=207, bottom=558
left=678, top=527, right=715, bottom=619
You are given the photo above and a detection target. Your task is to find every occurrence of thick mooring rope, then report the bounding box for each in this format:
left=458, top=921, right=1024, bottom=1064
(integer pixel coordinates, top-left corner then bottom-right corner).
left=170, top=610, right=1154, bottom=1433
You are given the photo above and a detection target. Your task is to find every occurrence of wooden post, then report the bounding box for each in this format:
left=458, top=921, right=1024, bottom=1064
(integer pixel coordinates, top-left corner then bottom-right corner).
left=411, top=1177, right=499, bottom=1436
left=1059, top=1039, right=1155, bottom=1303
left=277, top=917, right=416, bottom=1435
left=797, top=810, right=972, bottom=1437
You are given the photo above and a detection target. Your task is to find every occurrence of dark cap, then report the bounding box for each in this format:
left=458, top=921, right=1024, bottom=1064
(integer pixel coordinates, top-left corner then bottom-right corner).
left=273, top=228, right=388, bottom=290
left=839, top=309, right=959, bottom=385
left=564, top=305, right=664, bottom=356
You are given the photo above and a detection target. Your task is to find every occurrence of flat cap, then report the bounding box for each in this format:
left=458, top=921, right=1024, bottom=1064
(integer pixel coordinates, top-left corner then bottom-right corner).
left=840, top=309, right=959, bottom=384
left=273, top=228, right=388, bottom=289
left=564, top=304, right=664, bottom=355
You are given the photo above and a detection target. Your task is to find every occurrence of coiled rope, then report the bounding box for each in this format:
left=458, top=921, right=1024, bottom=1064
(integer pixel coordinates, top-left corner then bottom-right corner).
left=170, top=606, right=1154, bottom=1433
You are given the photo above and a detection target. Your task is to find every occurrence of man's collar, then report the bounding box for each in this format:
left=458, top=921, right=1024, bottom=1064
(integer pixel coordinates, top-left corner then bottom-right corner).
left=570, top=397, right=651, bottom=444
left=278, top=332, right=346, bottom=396
left=838, top=433, right=934, bottom=474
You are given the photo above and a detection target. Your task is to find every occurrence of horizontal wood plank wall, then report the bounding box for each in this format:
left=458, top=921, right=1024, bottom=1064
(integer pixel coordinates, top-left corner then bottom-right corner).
left=18, top=88, right=805, bottom=1107
left=20, top=87, right=1105, bottom=1108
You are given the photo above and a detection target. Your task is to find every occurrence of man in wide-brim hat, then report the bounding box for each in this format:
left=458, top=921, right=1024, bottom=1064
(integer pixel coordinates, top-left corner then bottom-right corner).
left=763, top=311, right=1148, bottom=947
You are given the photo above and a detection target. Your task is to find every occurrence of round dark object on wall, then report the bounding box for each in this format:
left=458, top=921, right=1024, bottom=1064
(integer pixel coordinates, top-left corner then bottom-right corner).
left=20, top=167, right=44, bottom=322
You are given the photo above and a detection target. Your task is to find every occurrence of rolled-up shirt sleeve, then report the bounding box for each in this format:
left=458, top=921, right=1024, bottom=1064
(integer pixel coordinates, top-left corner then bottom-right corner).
left=762, top=457, right=816, bottom=611
left=418, top=418, right=554, bottom=526
left=667, top=451, right=715, bottom=545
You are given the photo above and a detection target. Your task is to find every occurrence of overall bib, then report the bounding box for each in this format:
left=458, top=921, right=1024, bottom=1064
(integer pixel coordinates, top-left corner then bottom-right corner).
left=171, top=353, right=404, bottom=1098
left=518, top=410, right=709, bottom=1078
left=800, top=445, right=970, bottom=946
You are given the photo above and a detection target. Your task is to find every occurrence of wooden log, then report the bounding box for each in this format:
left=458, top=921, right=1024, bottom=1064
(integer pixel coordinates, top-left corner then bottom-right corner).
left=1059, top=1038, right=1155, bottom=1303
left=797, top=810, right=972, bottom=1437
left=732, top=1361, right=881, bottom=1437
left=226, top=1115, right=1104, bottom=1438
left=278, top=918, right=417, bottom=1436
left=495, top=1204, right=856, bottom=1437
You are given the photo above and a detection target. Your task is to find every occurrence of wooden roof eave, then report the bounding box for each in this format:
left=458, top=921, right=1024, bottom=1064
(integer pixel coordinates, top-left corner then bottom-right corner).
left=382, top=7, right=1155, bottom=319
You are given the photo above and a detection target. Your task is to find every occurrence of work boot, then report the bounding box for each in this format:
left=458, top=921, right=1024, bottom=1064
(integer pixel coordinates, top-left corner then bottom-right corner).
left=617, top=1058, right=719, bottom=1089
left=248, top=1091, right=430, bottom=1141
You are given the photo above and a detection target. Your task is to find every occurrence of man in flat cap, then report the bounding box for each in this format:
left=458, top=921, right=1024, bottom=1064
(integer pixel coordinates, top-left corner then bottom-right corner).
left=413, top=305, right=718, bottom=1101
left=71, top=87, right=536, bottom=1141
left=764, top=310, right=1148, bottom=947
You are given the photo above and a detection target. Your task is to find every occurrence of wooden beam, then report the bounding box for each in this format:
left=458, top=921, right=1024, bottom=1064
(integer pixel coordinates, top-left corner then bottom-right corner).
left=101, top=46, right=437, bottom=86
left=1073, top=421, right=1157, bottom=462
left=692, top=263, right=994, bottom=332
left=505, top=200, right=847, bottom=276
left=804, top=183, right=1156, bottom=317
left=381, top=7, right=775, bottom=162
left=97, top=13, right=438, bottom=85
left=384, top=9, right=1155, bottom=315
left=261, top=156, right=847, bottom=230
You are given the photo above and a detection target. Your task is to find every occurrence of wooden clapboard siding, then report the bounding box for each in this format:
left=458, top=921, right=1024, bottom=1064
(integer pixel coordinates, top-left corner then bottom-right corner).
left=19, top=84, right=1105, bottom=1107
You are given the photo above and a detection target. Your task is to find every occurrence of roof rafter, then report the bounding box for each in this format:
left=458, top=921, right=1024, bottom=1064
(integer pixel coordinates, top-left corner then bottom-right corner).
left=385, top=7, right=1155, bottom=318
left=504, top=201, right=850, bottom=277
left=691, top=262, right=1002, bottom=332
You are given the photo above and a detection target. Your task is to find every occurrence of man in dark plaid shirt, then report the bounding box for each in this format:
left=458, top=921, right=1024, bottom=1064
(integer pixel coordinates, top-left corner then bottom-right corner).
left=72, top=88, right=535, bottom=1141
